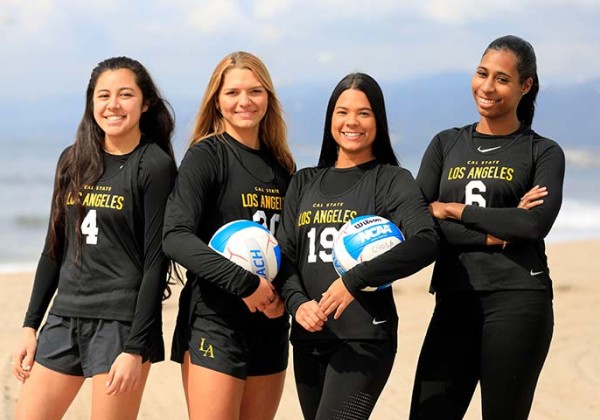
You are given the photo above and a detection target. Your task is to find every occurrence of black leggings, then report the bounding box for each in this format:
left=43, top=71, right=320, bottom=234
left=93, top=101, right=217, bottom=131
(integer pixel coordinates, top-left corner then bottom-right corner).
left=293, top=339, right=396, bottom=420
left=410, top=290, right=553, bottom=420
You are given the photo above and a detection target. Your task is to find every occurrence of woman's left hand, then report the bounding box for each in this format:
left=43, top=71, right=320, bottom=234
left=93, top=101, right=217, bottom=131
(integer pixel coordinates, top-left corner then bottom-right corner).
left=318, top=278, right=354, bottom=320
left=105, top=352, right=143, bottom=395
left=518, top=185, right=548, bottom=210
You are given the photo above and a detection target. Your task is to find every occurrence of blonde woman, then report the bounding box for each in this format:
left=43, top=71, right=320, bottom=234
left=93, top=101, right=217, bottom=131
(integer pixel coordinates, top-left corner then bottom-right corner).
left=163, top=51, right=295, bottom=420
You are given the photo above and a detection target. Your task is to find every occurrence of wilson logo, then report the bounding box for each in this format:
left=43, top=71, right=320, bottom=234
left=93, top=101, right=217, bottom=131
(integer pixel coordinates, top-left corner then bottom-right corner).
left=354, top=218, right=379, bottom=229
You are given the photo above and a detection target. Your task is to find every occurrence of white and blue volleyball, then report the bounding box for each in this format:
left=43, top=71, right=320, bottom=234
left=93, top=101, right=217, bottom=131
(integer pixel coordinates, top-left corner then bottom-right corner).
left=208, top=220, right=281, bottom=281
left=332, top=215, right=404, bottom=291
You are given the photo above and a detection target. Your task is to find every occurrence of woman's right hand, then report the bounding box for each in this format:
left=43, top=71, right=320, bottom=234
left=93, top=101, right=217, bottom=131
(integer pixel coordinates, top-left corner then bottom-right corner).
left=295, top=300, right=328, bottom=332
left=262, top=292, right=285, bottom=319
left=242, top=277, right=275, bottom=313
left=12, top=327, right=37, bottom=382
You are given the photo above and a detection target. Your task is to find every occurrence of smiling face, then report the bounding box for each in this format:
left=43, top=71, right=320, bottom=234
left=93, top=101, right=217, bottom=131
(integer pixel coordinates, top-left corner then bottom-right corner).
left=217, top=67, right=268, bottom=148
left=93, top=68, right=147, bottom=150
left=331, top=88, right=377, bottom=168
left=471, top=48, right=532, bottom=134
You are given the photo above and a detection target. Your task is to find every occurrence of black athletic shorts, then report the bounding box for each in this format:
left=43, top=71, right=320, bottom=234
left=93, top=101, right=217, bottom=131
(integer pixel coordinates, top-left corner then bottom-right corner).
left=187, top=313, right=290, bottom=380
left=170, top=282, right=194, bottom=364
left=35, top=314, right=163, bottom=377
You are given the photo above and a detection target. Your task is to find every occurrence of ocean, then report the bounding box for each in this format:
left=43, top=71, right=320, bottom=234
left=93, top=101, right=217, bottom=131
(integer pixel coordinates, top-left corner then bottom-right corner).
left=1, top=135, right=599, bottom=273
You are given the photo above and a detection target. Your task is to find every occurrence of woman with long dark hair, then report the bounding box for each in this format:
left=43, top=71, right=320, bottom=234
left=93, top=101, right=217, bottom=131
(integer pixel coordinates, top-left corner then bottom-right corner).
left=11, top=56, right=177, bottom=419
left=277, top=72, right=439, bottom=419
left=410, top=35, right=565, bottom=419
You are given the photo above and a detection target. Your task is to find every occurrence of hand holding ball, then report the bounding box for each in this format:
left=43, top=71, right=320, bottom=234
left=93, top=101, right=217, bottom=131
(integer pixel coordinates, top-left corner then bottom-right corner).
left=332, top=215, right=403, bottom=291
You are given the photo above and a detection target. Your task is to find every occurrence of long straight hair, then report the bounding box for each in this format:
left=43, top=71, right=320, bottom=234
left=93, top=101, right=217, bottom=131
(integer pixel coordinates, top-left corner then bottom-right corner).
left=317, top=73, right=399, bottom=168
left=47, top=57, right=175, bottom=261
left=189, top=51, right=294, bottom=174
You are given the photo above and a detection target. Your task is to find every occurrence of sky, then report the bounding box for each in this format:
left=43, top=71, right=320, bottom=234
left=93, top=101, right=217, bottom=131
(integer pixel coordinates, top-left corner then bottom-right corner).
left=1, top=0, right=599, bottom=105
left=0, top=0, right=599, bottom=259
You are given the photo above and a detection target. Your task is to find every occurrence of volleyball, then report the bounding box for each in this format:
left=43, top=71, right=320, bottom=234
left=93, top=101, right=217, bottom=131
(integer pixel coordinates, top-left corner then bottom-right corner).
left=208, top=220, right=281, bottom=281
left=332, top=215, right=404, bottom=291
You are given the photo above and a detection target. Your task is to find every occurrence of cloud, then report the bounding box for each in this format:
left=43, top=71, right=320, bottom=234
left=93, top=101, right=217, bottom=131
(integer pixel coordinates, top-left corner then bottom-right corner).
left=187, top=0, right=243, bottom=33
left=0, top=0, right=598, bottom=103
left=1, top=0, right=58, bottom=32
left=420, top=0, right=600, bottom=23
left=253, top=0, right=293, bottom=18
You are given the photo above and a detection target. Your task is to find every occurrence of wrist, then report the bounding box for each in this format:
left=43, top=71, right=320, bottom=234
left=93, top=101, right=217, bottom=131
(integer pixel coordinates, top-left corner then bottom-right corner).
left=449, top=203, right=465, bottom=220
left=22, top=326, right=37, bottom=337
left=122, top=349, right=144, bottom=358
left=340, top=273, right=360, bottom=297
left=288, top=293, right=310, bottom=318
left=240, top=274, right=261, bottom=298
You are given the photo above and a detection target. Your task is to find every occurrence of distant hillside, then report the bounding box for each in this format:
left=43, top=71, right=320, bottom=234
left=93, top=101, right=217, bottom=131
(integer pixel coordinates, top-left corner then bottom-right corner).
left=279, top=73, right=600, bottom=169
left=1, top=73, right=598, bottom=169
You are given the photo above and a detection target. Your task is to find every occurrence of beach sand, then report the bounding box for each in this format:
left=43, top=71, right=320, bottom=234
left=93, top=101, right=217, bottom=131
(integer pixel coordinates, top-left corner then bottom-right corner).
left=1, top=240, right=598, bottom=419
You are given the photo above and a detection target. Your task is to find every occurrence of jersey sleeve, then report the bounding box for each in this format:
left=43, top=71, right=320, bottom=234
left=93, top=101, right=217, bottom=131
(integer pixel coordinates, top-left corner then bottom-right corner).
left=416, top=133, right=445, bottom=202
left=435, top=219, right=488, bottom=245
left=417, top=131, right=488, bottom=246
left=162, top=142, right=260, bottom=298
left=23, top=252, right=60, bottom=329
left=461, top=138, right=565, bottom=241
left=276, top=168, right=317, bottom=316
left=23, top=148, right=69, bottom=330
left=342, top=167, right=440, bottom=295
left=124, top=147, right=177, bottom=355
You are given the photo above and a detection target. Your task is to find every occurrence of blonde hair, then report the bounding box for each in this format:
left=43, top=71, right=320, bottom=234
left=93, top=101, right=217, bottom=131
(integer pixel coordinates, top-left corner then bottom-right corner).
left=189, top=51, right=294, bottom=174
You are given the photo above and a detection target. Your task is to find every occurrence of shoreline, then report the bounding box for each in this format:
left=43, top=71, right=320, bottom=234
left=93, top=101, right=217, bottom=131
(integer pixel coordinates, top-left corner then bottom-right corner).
left=2, top=239, right=599, bottom=419
left=0, top=234, right=600, bottom=278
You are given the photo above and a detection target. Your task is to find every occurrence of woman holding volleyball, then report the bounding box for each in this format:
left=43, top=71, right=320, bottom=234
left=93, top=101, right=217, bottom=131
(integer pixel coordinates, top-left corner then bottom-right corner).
left=276, top=72, right=439, bottom=419
left=162, top=51, right=295, bottom=419
left=11, top=56, right=177, bottom=419
left=409, top=35, right=564, bottom=419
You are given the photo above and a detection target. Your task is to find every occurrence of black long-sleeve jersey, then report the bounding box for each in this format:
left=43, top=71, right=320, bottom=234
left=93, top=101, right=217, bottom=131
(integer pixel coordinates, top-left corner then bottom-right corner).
left=162, top=133, right=291, bottom=320
left=416, top=123, right=565, bottom=294
left=24, top=139, right=177, bottom=356
left=277, top=161, right=439, bottom=342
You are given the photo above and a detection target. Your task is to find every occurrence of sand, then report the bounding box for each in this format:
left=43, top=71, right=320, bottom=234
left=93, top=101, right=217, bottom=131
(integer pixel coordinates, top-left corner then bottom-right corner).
left=1, top=240, right=598, bottom=419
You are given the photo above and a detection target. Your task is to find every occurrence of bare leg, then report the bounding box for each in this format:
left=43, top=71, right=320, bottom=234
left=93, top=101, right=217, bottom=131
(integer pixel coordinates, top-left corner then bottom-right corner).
left=181, top=352, right=191, bottom=415
left=240, top=371, right=286, bottom=420
left=186, top=358, right=245, bottom=420
left=90, top=361, right=151, bottom=420
left=15, top=363, right=85, bottom=420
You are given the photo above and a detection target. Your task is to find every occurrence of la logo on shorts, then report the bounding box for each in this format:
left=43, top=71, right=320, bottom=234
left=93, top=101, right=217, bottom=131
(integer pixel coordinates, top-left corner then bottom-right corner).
left=199, top=338, right=215, bottom=358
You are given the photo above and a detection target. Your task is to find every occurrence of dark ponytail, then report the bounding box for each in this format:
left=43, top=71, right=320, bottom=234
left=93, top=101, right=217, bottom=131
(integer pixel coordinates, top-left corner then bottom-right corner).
left=485, top=35, right=539, bottom=126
